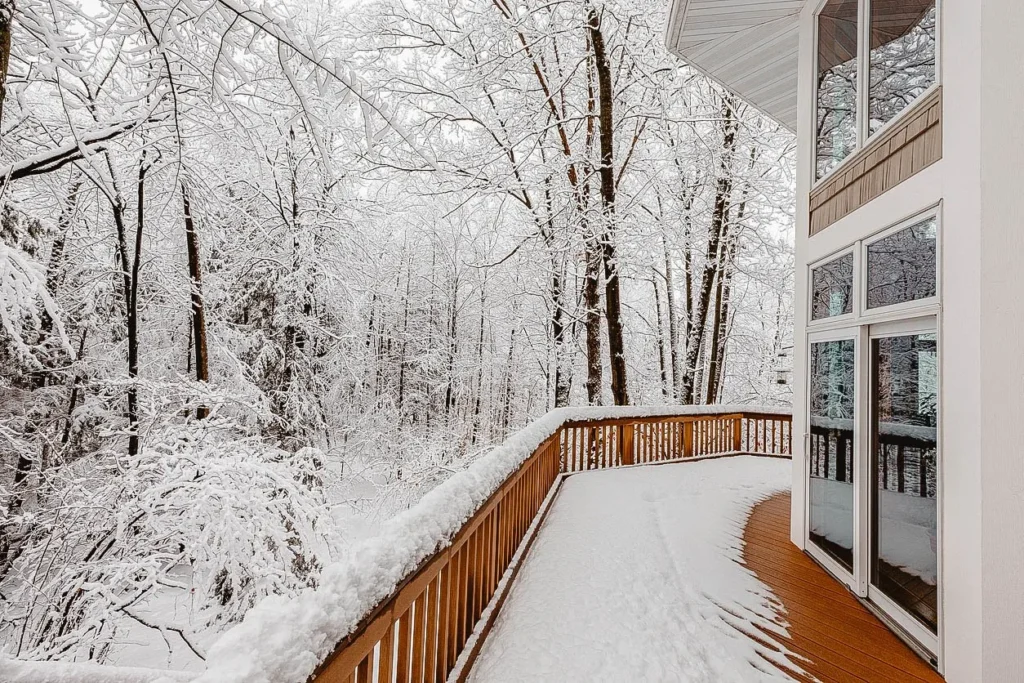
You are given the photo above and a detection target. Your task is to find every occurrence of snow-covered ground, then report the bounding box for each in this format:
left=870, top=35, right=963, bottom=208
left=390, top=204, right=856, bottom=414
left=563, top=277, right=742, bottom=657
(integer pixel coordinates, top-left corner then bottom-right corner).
left=469, top=456, right=796, bottom=683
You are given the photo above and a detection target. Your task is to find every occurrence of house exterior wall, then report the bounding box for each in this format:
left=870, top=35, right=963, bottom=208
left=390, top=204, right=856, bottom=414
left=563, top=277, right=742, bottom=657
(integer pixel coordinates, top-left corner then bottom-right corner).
left=793, top=0, right=991, bottom=678
left=979, top=0, right=1024, bottom=678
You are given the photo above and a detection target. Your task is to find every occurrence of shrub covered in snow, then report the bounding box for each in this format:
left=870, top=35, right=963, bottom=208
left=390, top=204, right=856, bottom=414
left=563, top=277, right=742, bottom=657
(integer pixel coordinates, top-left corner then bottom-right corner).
left=1, top=417, right=332, bottom=662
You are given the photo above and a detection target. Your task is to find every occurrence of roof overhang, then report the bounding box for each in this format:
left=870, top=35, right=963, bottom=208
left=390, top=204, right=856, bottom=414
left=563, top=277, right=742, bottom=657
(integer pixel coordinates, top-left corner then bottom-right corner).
left=665, top=0, right=805, bottom=131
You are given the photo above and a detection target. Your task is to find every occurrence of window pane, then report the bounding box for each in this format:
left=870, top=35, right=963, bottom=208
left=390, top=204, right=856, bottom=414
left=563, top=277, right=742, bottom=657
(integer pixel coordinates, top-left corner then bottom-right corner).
left=816, top=0, right=860, bottom=180
left=872, top=333, right=938, bottom=633
left=809, top=339, right=856, bottom=573
left=811, top=253, right=854, bottom=320
left=869, top=1, right=937, bottom=134
left=866, top=217, right=937, bottom=309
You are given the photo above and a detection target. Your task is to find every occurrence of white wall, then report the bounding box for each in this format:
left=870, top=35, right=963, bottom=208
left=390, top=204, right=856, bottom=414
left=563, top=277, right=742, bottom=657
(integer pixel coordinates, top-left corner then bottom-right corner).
left=938, top=1, right=985, bottom=679
left=979, top=0, right=1024, bottom=679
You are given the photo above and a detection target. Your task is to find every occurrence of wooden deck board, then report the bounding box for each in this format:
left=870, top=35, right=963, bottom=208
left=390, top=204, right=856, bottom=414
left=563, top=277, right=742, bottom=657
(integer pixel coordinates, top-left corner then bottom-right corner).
left=743, top=492, right=944, bottom=683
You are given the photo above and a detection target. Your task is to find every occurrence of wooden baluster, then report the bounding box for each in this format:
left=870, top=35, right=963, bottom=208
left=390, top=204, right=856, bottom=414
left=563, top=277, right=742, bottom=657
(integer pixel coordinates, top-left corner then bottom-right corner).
left=379, top=622, right=395, bottom=683
left=489, top=510, right=499, bottom=597
left=476, top=520, right=486, bottom=621
left=621, top=424, right=634, bottom=466
left=396, top=608, right=412, bottom=683
left=451, top=547, right=464, bottom=660
left=598, top=423, right=606, bottom=466
left=437, top=564, right=452, bottom=681
left=472, top=522, right=482, bottom=624
left=425, top=576, right=439, bottom=683
left=572, top=427, right=579, bottom=473
left=356, top=654, right=371, bottom=683
left=897, top=445, right=905, bottom=493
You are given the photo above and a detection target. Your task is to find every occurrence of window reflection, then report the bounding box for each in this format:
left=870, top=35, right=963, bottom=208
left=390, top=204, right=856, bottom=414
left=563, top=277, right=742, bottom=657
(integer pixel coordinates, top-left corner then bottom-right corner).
left=869, top=2, right=937, bottom=134
left=809, top=339, right=856, bottom=572
left=811, top=253, right=854, bottom=320
left=866, top=217, right=937, bottom=309
left=872, top=333, right=938, bottom=632
left=816, top=0, right=860, bottom=180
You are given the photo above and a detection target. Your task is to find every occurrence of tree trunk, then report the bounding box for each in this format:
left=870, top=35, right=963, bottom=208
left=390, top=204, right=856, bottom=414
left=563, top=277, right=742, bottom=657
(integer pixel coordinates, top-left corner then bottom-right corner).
left=662, top=235, right=679, bottom=400
left=443, top=276, right=459, bottom=418
left=123, top=156, right=147, bottom=456
left=397, top=255, right=411, bottom=411
left=541, top=189, right=572, bottom=408
left=707, top=146, right=755, bottom=404
left=680, top=98, right=737, bottom=404
left=588, top=4, right=628, bottom=406
left=583, top=230, right=603, bottom=405
left=0, top=0, right=12, bottom=126
left=705, top=240, right=729, bottom=405
left=182, top=184, right=210, bottom=419
left=653, top=278, right=669, bottom=398
left=472, top=277, right=485, bottom=443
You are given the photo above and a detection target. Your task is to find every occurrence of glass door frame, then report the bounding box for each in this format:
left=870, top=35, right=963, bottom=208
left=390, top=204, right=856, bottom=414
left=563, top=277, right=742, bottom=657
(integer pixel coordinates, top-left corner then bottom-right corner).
left=804, top=327, right=866, bottom=594
left=865, top=316, right=941, bottom=657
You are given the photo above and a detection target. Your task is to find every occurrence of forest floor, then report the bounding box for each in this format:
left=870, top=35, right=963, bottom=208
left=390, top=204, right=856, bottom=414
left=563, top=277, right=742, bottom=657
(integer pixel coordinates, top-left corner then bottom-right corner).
left=468, top=456, right=795, bottom=682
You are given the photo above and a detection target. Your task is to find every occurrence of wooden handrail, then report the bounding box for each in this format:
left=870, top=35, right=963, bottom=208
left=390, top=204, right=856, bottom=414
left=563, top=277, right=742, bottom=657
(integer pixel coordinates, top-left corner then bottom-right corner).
left=312, top=409, right=791, bottom=683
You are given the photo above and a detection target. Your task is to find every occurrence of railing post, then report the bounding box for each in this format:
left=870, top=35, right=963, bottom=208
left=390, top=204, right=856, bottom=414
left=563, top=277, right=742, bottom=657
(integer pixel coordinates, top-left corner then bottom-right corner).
left=733, top=416, right=743, bottom=453
left=620, top=423, right=634, bottom=466
left=683, top=420, right=693, bottom=458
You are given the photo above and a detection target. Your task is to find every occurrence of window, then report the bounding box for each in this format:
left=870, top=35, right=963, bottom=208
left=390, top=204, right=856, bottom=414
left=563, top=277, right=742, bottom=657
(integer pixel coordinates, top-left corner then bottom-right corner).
left=871, top=332, right=938, bottom=633
left=808, top=338, right=856, bottom=572
left=815, top=0, right=859, bottom=180
left=869, top=2, right=937, bottom=134
left=811, top=253, right=854, bottom=320
left=814, top=0, right=939, bottom=182
left=866, top=217, right=937, bottom=309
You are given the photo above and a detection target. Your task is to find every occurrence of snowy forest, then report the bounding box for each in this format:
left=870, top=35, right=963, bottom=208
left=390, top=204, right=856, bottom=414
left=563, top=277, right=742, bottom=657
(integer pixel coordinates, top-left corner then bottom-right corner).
left=0, top=0, right=794, bottom=669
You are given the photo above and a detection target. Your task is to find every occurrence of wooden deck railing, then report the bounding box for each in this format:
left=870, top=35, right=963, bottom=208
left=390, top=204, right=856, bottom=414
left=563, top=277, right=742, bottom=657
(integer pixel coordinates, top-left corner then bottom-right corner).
left=312, top=408, right=791, bottom=683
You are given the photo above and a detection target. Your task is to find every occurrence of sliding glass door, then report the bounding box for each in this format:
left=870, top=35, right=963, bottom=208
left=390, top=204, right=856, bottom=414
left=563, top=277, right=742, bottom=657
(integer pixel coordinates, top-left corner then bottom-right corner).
left=806, top=208, right=941, bottom=660
left=869, top=325, right=939, bottom=648
left=808, top=337, right=856, bottom=578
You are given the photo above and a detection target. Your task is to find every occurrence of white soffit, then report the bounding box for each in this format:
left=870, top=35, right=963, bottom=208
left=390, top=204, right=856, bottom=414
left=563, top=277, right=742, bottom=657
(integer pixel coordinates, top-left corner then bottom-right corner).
left=665, top=0, right=805, bottom=131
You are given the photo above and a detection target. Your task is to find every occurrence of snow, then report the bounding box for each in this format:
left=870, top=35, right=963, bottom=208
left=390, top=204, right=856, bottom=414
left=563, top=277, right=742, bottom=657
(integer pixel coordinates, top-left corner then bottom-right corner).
left=468, top=456, right=796, bottom=682
left=2, top=407, right=790, bottom=683
left=1, top=660, right=191, bottom=683
left=191, top=406, right=788, bottom=683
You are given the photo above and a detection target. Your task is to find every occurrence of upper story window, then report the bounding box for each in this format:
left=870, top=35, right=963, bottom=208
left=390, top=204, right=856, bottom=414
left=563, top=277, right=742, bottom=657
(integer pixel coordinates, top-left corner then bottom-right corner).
left=866, top=216, right=937, bottom=309
left=815, top=0, right=938, bottom=182
left=811, top=252, right=854, bottom=320
left=869, top=2, right=938, bottom=134
left=815, top=0, right=859, bottom=180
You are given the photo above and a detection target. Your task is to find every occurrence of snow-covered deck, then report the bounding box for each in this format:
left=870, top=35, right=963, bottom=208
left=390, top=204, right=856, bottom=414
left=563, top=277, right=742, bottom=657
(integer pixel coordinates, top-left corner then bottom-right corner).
left=468, top=457, right=943, bottom=683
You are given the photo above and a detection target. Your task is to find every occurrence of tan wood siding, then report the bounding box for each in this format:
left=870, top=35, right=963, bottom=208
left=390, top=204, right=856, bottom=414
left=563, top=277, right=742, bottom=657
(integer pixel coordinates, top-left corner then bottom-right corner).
left=810, top=86, right=942, bottom=236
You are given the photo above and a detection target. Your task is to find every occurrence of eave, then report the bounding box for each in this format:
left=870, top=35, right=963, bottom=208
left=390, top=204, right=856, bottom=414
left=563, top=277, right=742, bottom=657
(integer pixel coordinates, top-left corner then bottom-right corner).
left=665, top=0, right=805, bottom=131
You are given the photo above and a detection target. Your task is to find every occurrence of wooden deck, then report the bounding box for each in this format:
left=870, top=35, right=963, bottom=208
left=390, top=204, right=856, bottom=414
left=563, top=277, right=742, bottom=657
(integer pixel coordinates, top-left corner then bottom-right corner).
left=743, top=492, right=943, bottom=683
